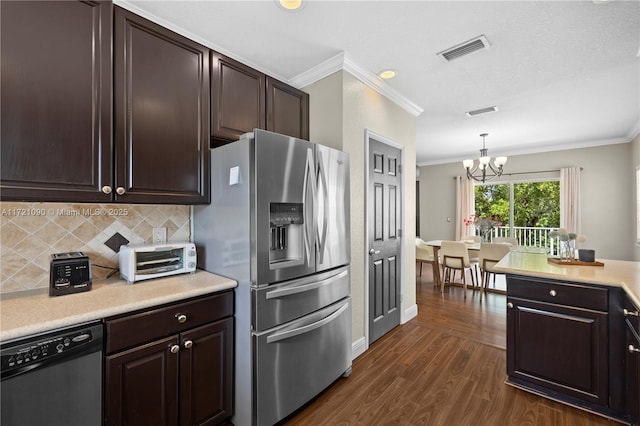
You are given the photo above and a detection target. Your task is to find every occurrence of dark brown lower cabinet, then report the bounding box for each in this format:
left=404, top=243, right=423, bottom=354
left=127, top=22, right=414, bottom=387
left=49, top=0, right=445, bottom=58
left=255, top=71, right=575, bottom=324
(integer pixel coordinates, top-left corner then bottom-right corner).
left=506, top=274, right=630, bottom=423
left=625, top=295, right=640, bottom=426
left=104, top=292, right=234, bottom=426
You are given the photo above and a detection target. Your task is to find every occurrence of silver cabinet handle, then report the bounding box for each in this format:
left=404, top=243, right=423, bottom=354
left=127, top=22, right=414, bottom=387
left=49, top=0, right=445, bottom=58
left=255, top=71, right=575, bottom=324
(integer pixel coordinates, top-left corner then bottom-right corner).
left=507, top=302, right=514, bottom=309
left=624, top=309, right=639, bottom=317
left=101, top=185, right=112, bottom=194
left=629, top=345, right=640, bottom=354
left=116, top=186, right=126, bottom=195
left=176, top=314, right=187, bottom=323
left=183, top=340, right=193, bottom=349
left=549, top=290, right=557, bottom=297
left=170, top=345, right=180, bottom=354
left=369, top=248, right=380, bottom=256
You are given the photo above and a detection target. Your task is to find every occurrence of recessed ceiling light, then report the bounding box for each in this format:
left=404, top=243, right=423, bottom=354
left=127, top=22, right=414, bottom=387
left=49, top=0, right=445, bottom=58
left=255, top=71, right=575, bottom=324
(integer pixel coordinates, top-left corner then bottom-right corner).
left=277, top=0, right=304, bottom=11
left=378, top=69, right=397, bottom=79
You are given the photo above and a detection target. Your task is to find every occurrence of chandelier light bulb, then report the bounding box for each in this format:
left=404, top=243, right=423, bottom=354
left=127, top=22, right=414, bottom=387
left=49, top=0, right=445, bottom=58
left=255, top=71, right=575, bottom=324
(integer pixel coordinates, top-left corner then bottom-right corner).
left=495, top=156, right=507, bottom=166
left=463, top=159, right=474, bottom=169
left=479, top=156, right=491, bottom=165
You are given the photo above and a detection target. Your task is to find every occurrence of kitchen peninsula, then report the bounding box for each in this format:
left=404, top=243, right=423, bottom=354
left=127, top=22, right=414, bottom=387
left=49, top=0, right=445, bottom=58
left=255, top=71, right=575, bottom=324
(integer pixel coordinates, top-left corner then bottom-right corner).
left=495, top=252, right=640, bottom=425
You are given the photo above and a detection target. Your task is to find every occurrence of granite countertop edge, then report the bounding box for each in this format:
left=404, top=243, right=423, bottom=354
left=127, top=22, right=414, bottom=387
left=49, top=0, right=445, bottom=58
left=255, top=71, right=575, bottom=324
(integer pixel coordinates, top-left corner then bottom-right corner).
left=0, top=270, right=237, bottom=342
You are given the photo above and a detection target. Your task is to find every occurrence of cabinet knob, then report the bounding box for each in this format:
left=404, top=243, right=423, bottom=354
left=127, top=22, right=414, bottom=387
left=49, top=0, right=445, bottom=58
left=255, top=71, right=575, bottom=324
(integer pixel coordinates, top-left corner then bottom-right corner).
left=101, top=185, right=112, bottom=194
left=170, top=344, right=180, bottom=354
left=116, top=186, right=126, bottom=195
left=184, top=340, right=193, bottom=349
left=549, top=290, right=557, bottom=297
left=507, top=302, right=514, bottom=309
left=176, top=314, right=187, bottom=323
left=629, top=345, right=640, bottom=354
left=624, top=309, right=639, bottom=317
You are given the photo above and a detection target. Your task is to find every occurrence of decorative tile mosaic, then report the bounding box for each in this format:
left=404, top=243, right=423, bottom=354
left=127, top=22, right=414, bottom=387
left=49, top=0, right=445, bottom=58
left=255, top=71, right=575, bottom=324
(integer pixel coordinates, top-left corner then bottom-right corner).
left=0, top=202, right=191, bottom=293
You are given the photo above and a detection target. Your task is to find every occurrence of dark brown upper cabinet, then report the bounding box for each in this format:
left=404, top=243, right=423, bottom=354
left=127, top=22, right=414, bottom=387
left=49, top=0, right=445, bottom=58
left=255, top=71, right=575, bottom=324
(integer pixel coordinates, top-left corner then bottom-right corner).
left=266, top=76, right=309, bottom=141
left=114, top=7, right=210, bottom=204
left=0, top=0, right=113, bottom=202
left=211, top=52, right=309, bottom=147
left=211, top=52, right=265, bottom=145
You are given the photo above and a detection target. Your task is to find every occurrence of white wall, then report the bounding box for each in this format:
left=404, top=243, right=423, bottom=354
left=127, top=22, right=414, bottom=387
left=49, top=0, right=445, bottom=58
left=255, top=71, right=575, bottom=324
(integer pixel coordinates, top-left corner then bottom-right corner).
left=419, top=143, right=634, bottom=261
left=305, top=71, right=417, bottom=352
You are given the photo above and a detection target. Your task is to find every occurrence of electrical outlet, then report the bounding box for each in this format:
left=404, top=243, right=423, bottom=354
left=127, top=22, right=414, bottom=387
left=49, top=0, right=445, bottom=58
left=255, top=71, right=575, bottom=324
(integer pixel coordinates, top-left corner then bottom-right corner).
left=153, top=227, right=167, bottom=244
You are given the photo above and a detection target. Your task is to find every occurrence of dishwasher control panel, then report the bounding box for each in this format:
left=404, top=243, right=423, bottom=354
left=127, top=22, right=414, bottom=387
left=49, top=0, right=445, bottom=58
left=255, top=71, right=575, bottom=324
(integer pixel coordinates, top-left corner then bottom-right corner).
left=1, top=322, right=102, bottom=378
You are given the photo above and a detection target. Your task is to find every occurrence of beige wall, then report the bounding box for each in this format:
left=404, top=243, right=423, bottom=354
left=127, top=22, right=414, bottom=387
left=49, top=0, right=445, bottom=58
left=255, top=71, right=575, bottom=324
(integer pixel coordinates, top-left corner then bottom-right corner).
left=305, top=71, right=417, bottom=351
left=419, top=142, right=634, bottom=260
left=0, top=202, right=191, bottom=293
left=632, top=133, right=640, bottom=261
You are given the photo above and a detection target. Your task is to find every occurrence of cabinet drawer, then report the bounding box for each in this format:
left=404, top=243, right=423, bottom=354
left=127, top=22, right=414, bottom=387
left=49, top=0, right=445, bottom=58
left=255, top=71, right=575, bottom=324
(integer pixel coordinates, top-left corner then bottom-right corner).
left=105, top=291, right=233, bottom=354
left=507, top=276, right=608, bottom=311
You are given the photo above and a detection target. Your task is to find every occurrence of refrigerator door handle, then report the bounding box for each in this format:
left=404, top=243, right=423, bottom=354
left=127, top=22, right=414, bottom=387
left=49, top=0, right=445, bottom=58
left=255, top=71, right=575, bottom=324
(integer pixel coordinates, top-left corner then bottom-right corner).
left=302, top=148, right=316, bottom=267
left=266, top=302, right=349, bottom=344
left=265, top=269, right=349, bottom=300
left=316, top=153, right=329, bottom=264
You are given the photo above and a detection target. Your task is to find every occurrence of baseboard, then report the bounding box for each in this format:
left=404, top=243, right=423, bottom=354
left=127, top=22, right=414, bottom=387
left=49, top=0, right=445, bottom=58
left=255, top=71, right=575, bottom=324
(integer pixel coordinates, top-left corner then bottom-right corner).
left=402, top=303, right=418, bottom=323
left=351, top=336, right=367, bottom=360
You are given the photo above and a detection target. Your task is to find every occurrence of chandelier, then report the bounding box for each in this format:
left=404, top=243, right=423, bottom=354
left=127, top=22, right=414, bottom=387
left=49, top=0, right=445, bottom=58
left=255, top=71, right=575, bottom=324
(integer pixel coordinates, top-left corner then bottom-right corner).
left=462, top=133, right=507, bottom=183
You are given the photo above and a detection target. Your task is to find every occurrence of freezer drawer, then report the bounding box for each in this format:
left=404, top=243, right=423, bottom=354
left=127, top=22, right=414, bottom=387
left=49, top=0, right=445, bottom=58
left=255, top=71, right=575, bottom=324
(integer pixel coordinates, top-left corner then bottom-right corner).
left=253, top=297, right=352, bottom=426
left=252, top=265, right=349, bottom=331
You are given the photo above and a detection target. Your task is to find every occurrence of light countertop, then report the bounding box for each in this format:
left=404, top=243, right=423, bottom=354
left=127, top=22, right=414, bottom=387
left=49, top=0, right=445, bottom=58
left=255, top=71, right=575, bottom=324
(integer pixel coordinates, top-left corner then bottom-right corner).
left=0, top=270, right=237, bottom=341
left=495, top=252, right=640, bottom=307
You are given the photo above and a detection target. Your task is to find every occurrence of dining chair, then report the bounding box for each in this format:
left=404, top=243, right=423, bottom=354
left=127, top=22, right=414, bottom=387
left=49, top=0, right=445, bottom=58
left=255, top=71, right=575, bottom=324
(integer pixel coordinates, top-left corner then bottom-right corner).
left=460, top=235, right=480, bottom=282
left=478, top=242, right=512, bottom=300
left=415, top=238, right=439, bottom=286
left=439, top=240, right=477, bottom=298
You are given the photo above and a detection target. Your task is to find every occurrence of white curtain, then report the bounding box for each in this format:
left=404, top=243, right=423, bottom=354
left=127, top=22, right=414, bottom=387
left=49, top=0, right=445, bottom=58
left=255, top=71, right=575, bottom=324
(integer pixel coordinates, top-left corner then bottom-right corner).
left=455, top=176, right=475, bottom=240
left=560, top=167, right=581, bottom=233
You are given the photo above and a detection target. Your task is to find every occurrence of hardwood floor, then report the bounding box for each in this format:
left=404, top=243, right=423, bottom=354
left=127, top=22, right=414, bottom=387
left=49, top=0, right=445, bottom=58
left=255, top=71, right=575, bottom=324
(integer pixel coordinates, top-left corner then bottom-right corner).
left=283, top=264, right=618, bottom=425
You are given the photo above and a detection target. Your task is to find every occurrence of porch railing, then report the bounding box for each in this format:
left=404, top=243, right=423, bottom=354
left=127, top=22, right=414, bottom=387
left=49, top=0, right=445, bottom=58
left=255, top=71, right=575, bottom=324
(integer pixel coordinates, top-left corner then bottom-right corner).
left=486, top=226, right=558, bottom=254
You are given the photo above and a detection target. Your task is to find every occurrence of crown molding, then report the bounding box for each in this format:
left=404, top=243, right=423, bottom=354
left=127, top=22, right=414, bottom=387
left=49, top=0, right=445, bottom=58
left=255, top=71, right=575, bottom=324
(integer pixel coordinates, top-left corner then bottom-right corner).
left=289, top=52, right=424, bottom=117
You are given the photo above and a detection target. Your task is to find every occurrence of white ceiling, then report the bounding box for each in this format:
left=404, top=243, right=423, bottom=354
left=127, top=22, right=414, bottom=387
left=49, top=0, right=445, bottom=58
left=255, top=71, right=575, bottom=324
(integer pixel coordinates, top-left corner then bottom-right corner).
left=120, top=0, right=640, bottom=166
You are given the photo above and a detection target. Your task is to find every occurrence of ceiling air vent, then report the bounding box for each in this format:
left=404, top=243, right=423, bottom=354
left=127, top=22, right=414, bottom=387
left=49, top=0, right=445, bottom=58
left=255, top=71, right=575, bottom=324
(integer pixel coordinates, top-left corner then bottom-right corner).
left=437, top=35, right=491, bottom=62
left=465, top=106, right=498, bottom=117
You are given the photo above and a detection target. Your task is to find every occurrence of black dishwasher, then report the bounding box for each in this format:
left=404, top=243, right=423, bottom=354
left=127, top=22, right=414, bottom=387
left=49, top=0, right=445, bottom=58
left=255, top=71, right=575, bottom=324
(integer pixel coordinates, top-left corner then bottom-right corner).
left=1, top=321, right=103, bottom=426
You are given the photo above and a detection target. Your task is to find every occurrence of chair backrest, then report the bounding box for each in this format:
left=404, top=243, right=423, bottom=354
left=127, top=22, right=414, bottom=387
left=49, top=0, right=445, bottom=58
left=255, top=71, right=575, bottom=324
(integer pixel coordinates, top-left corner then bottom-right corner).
left=440, top=241, right=470, bottom=268
left=479, top=243, right=512, bottom=272
left=415, top=238, right=434, bottom=261
left=493, top=237, right=518, bottom=246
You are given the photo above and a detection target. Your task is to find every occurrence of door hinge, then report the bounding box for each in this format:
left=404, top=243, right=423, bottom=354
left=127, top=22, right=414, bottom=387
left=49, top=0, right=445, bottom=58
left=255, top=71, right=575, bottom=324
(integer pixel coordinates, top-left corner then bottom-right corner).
left=398, top=229, right=402, bottom=237
left=398, top=164, right=402, bottom=174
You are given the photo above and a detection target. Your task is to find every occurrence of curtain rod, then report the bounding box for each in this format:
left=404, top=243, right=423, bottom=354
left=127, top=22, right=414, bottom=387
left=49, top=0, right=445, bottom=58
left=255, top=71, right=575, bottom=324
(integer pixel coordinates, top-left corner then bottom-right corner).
left=454, top=167, right=583, bottom=179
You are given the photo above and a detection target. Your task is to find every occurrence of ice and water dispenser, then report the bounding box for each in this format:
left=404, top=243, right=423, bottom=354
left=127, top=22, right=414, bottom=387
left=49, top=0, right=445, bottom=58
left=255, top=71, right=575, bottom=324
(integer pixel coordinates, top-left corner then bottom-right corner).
left=269, top=202, right=304, bottom=267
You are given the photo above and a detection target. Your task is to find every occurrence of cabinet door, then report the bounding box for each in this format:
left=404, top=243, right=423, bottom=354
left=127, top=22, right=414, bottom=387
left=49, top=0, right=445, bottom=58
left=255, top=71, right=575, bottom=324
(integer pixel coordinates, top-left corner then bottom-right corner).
left=211, top=52, right=265, bottom=146
left=266, top=76, right=310, bottom=141
left=180, top=318, right=234, bottom=426
left=627, top=324, right=640, bottom=425
left=105, top=336, right=180, bottom=426
left=114, top=7, right=210, bottom=204
left=0, top=0, right=112, bottom=202
left=507, top=297, right=608, bottom=405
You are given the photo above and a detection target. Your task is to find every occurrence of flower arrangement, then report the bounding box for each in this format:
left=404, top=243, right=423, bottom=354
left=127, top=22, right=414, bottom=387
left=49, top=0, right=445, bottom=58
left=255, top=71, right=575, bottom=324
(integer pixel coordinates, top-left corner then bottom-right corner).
left=549, top=228, right=587, bottom=261
left=464, top=214, right=503, bottom=241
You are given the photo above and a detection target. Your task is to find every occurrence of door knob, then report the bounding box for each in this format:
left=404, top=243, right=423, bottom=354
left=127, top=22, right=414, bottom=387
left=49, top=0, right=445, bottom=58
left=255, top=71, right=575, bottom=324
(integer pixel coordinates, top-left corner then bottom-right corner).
left=369, top=248, right=380, bottom=256
left=184, top=340, right=193, bottom=349
left=101, top=185, right=112, bottom=194
left=170, top=345, right=180, bottom=354
left=629, top=345, right=640, bottom=354
left=176, top=314, right=187, bottom=323
left=116, top=187, right=126, bottom=195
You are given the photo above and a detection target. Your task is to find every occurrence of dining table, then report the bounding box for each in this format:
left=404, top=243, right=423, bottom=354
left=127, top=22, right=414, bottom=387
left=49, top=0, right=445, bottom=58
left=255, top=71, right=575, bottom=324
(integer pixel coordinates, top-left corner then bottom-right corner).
left=424, top=239, right=481, bottom=288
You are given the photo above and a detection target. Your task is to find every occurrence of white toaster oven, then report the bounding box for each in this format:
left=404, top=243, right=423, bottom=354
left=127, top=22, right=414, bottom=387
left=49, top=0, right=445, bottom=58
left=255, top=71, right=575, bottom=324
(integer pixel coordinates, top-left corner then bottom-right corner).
left=119, top=242, right=197, bottom=284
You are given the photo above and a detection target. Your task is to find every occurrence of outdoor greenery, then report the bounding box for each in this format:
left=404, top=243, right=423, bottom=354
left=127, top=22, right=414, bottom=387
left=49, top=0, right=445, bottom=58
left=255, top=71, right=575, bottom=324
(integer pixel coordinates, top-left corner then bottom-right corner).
left=474, top=181, right=560, bottom=228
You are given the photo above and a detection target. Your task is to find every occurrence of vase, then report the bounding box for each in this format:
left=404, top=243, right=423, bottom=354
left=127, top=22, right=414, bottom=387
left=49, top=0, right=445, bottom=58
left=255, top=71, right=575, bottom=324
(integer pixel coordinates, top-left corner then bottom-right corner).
left=480, top=228, right=491, bottom=243
left=558, top=239, right=574, bottom=262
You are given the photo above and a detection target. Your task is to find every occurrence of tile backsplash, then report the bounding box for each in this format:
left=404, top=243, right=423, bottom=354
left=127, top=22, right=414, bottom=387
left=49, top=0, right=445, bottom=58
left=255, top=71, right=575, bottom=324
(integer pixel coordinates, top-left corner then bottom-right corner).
left=0, top=202, right=191, bottom=293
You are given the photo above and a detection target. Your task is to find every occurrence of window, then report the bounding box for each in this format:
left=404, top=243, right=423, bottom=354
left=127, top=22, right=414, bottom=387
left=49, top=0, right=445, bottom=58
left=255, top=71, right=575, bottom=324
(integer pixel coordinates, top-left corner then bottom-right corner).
left=474, top=179, right=560, bottom=248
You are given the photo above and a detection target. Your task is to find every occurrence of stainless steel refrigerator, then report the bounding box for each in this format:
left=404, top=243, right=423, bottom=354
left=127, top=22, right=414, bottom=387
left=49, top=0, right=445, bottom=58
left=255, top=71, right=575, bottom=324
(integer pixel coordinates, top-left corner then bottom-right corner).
left=194, top=129, right=351, bottom=426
